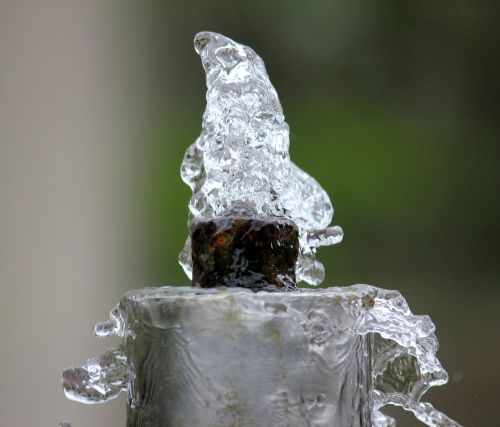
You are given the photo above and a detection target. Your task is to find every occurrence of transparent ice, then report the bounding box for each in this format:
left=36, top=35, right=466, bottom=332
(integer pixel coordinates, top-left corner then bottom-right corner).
left=179, top=31, right=343, bottom=286
left=61, top=32, right=463, bottom=427
left=62, top=285, right=462, bottom=426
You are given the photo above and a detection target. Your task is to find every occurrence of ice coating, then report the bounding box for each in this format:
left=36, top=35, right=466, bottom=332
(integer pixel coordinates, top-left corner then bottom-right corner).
left=179, top=31, right=343, bottom=285
left=61, top=285, right=462, bottom=426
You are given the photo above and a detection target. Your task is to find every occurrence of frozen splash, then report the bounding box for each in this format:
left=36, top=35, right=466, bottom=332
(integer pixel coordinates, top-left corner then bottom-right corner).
left=62, top=344, right=127, bottom=404
left=358, top=286, right=462, bottom=427
left=179, top=31, right=343, bottom=286
left=61, top=285, right=462, bottom=426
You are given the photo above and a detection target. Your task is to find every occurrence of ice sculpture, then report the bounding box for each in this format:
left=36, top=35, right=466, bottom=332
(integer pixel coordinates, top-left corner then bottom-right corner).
left=61, top=32, right=463, bottom=427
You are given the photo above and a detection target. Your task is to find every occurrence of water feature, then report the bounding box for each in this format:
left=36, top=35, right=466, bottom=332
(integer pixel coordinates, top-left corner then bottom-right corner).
left=62, top=32, right=462, bottom=426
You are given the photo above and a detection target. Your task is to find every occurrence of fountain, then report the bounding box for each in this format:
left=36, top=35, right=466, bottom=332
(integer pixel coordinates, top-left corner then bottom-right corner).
left=62, top=32, right=462, bottom=427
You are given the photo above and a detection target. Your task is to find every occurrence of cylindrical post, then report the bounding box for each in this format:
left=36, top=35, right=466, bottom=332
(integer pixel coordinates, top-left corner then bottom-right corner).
left=122, top=287, right=372, bottom=427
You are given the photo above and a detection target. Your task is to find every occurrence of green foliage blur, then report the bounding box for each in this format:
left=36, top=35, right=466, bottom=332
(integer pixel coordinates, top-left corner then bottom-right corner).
left=132, top=2, right=498, bottom=425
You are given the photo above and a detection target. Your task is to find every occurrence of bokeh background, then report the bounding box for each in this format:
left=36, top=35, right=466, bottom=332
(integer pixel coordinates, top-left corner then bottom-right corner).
left=0, top=1, right=498, bottom=426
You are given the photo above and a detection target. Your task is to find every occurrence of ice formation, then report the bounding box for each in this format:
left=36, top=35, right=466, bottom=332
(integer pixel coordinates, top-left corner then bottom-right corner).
left=61, top=32, right=463, bottom=427
left=62, top=285, right=462, bottom=427
left=179, top=31, right=343, bottom=286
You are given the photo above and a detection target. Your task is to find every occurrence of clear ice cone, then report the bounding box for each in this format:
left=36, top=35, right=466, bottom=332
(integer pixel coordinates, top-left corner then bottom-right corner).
left=180, top=31, right=343, bottom=286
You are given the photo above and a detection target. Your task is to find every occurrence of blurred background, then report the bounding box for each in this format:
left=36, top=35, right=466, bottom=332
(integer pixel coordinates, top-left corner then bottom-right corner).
left=0, top=1, right=498, bottom=426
